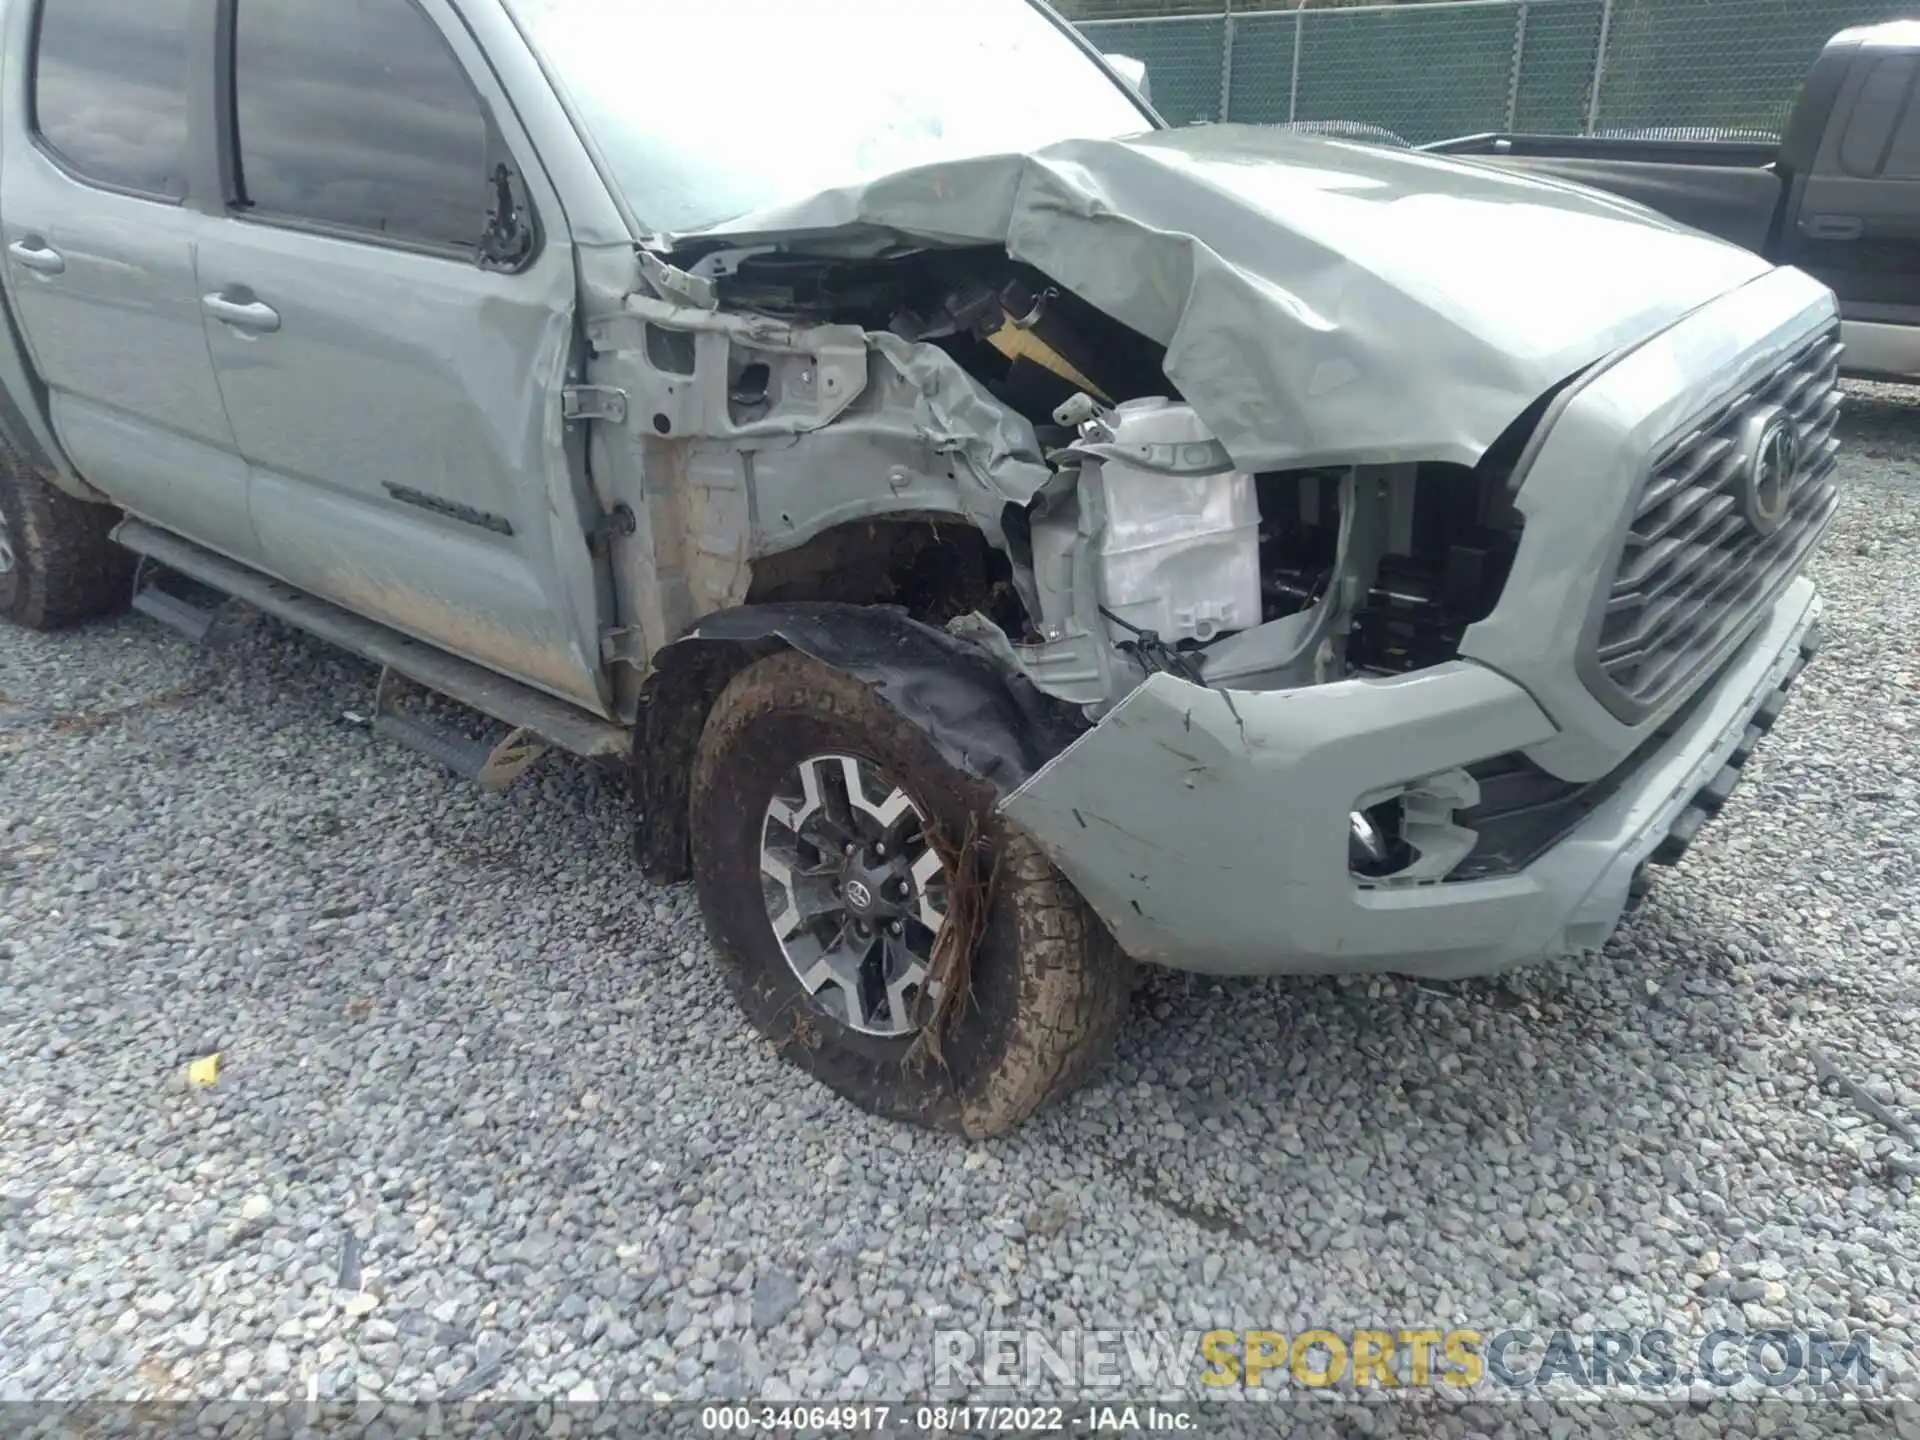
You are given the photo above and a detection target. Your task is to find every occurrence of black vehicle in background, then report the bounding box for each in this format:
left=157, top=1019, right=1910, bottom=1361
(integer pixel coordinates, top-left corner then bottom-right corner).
left=1430, top=21, right=1920, bottom=382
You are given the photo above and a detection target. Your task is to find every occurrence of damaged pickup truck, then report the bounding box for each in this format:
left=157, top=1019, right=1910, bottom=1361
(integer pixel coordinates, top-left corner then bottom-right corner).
left=0, top=0, right=1841, bottom=1134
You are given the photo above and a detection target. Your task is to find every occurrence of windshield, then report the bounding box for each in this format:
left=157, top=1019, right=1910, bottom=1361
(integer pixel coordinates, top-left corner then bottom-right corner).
left=504, top=0, right=1155, bottom=235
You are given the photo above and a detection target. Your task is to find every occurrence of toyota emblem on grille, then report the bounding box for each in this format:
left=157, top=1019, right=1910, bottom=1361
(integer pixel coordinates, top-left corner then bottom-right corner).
left=1738, top=409, right=1798, bottom=536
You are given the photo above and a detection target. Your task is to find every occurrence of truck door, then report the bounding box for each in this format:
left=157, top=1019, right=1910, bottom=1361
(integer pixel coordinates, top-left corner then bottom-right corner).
left=194, top=0, right=611, bottom=713
left=0, top=0, right=255, bottom=562
left=1780, top=29, right=1920, bottom=376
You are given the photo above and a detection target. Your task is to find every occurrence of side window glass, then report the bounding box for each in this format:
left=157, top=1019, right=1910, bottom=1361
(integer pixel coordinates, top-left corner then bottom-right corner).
left=1884, top=64, right=1920, bottom=180
left=234, top=0, right=494, bottom=253
left=31, top=0, right=192, bottom=199
left=1839, top=55, right=1915, bottom=178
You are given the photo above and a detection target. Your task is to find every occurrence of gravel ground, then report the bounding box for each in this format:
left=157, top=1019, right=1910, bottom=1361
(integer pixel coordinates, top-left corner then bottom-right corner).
left=1, top=383, right=1917, bottom=1425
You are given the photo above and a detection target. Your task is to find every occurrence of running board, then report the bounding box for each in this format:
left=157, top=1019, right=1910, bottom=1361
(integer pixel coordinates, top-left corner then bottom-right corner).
left=130, top=557, right=228, bottom=644
left=114, top=520, right=629, bottom=763
left=369, top=668, right=551, bottom=792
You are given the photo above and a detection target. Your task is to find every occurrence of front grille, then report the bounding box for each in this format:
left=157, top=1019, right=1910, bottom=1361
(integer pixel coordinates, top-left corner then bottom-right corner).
left=1586, top=326, right=1842, bottom=718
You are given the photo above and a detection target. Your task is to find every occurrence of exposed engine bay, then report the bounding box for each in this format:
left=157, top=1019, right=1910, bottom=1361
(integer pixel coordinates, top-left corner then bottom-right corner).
left=671, top=243, right=1529, bottom=716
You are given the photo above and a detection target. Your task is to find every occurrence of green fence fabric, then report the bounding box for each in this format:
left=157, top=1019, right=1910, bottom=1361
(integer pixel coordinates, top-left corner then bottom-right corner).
left=1080, top=14, right=1227, bottom=125
left=1225, top=10, right=1298, bottom=125
left=1508, top=0, right=1608, bottom=135
left=1594, top=0, right=1915, bottom=135
left=1293, top=2, right=1523, bottom=138
left=1077, top=0, right=1920, bottom=141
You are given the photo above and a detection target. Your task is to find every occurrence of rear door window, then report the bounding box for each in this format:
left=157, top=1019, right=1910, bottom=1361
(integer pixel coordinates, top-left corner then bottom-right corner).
left=31, top=0, right=193, bottom=199
left=1883, top=64, right=1920, bottom=179
left=232, top=0, right=493, bottom=254
left=1839, top=54, right=1919, bottom=177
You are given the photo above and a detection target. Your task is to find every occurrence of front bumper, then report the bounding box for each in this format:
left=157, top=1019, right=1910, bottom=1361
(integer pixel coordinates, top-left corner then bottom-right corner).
left=999, top=576, right=1820, bottom=979
left=1841, top=319, right=1920, bottom=382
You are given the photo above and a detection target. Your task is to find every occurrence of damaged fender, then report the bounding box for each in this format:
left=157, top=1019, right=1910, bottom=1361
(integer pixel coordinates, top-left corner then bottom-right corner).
left=631, top=602, right=1071, bottom=880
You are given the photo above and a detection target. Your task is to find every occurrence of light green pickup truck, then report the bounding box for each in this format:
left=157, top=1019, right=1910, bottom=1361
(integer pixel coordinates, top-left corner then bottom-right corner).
left=0, top=0, right=1839, bottom=1133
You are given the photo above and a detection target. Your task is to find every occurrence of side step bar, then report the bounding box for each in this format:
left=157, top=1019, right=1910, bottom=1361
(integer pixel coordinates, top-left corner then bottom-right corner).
left=115, top=520, right=630, bottom=764
left=130, top=557, right=229, bottom=644
left=369, top=669, right=551, bottom=791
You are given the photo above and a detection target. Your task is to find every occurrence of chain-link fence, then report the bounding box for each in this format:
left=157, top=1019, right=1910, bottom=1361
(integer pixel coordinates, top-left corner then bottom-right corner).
left=1072, top=0, right=1919, bottom=139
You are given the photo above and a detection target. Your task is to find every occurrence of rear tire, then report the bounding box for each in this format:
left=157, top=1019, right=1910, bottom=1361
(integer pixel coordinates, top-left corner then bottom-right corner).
left=0, top=445, right=129, bottom=630
left=690, top=649, right=1130, bottom=1136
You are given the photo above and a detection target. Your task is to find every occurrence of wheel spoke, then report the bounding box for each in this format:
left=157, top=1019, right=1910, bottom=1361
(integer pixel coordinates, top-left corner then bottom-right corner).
left=818, top=758, right=862, bottom=837
left=840, top=757, right=918, bottom=830
left=910, top=845, right=948, bottom=933
left=762, top=847, right=842, bottom=934
left=808, top=811, right=862, bottom=850
left=766, top=756, right=825, bottom=833
left=760, top=852, right=801, bottom=939
left=884, top=946, right=929, bottom=1030
left=794, top=919, right=857, bottom=991
left=847, top=930, right=886, bottom=1031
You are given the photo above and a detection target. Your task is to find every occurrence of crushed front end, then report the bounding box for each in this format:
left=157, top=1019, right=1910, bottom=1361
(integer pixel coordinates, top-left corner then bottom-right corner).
left=995, top=267, right=1842, bottom=977
left=633, top=128, right=1842, bottom=980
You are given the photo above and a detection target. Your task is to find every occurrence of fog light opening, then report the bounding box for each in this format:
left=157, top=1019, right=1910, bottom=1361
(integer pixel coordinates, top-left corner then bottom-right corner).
left=1349, top=800, right=1414, bottom=879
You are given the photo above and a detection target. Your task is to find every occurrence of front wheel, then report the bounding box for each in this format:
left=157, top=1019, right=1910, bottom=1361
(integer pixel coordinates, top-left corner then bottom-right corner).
left=689, top=650, right=1130, bottom=1136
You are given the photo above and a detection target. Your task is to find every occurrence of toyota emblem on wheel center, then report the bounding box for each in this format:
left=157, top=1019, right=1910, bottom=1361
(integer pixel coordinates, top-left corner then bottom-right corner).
left=1738, top=409, right=1799, bottom=536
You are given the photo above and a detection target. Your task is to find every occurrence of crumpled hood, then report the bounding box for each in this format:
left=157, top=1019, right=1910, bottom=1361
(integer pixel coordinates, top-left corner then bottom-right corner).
left=689, top=125, right=1774, bottom=471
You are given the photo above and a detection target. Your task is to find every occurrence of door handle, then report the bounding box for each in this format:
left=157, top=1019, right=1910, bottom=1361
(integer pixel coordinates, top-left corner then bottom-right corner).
left=1800, top=214, right=1864, bottom=241
left=202, top=292, right=280, bottom=333
left=6, top=239, right=65, bottom=275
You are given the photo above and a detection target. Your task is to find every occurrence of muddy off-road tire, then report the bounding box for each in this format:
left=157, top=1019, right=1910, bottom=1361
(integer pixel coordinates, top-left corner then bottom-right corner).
left=0, top=446, right=129, bottom=630
left=690, top=650, right=1131, bottom=1136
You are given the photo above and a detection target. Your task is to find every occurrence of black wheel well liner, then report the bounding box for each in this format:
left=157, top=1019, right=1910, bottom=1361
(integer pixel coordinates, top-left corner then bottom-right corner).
left=631, top=602, right=1075, bottom=881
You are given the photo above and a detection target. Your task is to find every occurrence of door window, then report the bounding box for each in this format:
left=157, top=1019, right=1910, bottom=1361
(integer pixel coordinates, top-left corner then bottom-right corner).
left=1883, top=64, right=1920, bottom=180
left=31, top=0, right=193, bottom=199
left=232, top=0, right=494, bottom=254
left=1840, top=54, right=1918, bottom=178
